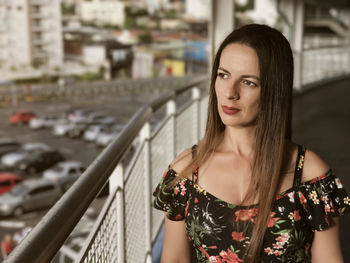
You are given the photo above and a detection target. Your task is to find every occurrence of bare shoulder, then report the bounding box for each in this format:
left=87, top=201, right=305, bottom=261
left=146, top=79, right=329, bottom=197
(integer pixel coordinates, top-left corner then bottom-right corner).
left=169, top=148, right=193, bottom=178
left=302, top=148, right=330, bottom=182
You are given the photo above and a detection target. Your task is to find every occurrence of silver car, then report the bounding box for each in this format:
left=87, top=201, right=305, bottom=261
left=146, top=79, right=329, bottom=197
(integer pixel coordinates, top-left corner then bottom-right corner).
left=0, top=178, right=63, bottom=217
left=43, top=161, right=86, bottom=191
left=1, top=143, right=50, bottom=168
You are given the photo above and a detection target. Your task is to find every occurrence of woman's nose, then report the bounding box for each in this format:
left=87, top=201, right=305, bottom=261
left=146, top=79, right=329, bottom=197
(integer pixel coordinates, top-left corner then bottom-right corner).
left=225, top=83, right=240, bottom=100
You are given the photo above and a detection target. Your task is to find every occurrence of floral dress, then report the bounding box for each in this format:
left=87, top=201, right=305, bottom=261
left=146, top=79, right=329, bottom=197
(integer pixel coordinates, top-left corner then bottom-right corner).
left=153, top=145, right=350, bottom=262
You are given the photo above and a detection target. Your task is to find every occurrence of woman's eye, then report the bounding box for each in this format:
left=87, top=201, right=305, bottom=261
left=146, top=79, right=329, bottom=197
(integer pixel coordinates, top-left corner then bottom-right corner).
left=242, top=79, right=257, bottom=87
left=217, top=72, right=228, bottom=79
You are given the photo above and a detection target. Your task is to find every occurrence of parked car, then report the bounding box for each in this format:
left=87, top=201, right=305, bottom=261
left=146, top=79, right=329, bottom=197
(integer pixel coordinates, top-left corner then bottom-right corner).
left=29, top=115, right=59, bottom=129
left=0, top=178, right=63, bottom=216
left=96, top=124, right=124, bottom=147
left=93, top=116, right=116, bottom=126
left=0, top=138, right=20, bottom=157
left=1, top=143, right=50, bottom=169
left=96, top=130, right=119, bottom=147
left=43, top=161, right=86, bottom=191
left=52, top=122, right=75, bottom=137
left=83, top=125, right=109, bottom=142
left=0, top=173, right=24, bottom=195
left=15, top=150, right=64, bottom=175
left=9, top=110, right=37, bottom=125
left=68, top=108, right=94, bottom=123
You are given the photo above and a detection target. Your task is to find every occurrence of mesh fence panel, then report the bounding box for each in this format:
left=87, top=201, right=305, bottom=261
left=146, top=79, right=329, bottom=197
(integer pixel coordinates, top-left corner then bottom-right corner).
left=175, top=103, right=197, bottom=155
left=80, top=193, right=118, bottom=263
left=124, top=143, right=147, bottom=263
left=150, top=117, right=174, bottom=240
left=302, top=47, right=350, bottom=86
left=199, top=96, right=209, bottom=139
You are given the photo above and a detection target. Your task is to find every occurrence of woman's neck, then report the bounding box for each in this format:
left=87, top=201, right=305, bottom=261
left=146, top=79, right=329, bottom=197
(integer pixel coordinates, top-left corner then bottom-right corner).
left=217, top=125, right=257, bottom=158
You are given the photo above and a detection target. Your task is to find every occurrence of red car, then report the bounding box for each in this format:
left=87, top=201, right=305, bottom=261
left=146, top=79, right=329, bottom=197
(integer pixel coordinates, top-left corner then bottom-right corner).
left=0, top=173, right=23, bottom=195
left=9, top=110, right=37, bottom=125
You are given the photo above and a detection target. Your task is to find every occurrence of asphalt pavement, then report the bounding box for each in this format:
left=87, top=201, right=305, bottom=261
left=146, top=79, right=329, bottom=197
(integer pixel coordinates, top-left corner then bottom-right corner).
left=292, top=77, right=350, bottom=262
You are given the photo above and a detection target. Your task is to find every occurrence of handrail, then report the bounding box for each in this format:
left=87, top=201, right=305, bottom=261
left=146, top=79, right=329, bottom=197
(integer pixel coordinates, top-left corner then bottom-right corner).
left=4, top=75, right=208, bottom=263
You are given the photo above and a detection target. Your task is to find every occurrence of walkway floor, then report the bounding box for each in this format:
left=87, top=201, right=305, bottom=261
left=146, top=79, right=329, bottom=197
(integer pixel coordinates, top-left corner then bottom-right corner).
left=293, top=77, right=350, bottom=261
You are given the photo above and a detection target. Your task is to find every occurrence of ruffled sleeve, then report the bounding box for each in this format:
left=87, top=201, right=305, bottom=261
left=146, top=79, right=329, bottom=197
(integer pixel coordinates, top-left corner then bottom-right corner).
left=152, top=166, right=191, bottom=221
left=297, top=169, right=350, bottom=231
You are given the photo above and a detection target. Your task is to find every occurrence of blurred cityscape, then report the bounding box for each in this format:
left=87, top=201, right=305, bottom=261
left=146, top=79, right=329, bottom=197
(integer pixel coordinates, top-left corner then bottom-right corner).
left=0, top=0, right=350, bottom=262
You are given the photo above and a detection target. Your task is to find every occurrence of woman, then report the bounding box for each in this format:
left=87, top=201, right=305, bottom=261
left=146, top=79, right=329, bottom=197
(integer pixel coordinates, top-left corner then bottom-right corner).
left=153, top=24, right=349, bottom=262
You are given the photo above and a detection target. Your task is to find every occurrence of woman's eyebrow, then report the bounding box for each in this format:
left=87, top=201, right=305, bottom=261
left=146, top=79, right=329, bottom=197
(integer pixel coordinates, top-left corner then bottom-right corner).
left=218, top=67, right=260, bottom=81
left=241, top=75, right=260, bottom=81
left=218, top=67, right=230, bottom=74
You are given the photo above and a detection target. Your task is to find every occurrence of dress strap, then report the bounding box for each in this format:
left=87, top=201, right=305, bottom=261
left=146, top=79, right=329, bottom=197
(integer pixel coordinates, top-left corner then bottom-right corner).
left=191, top=144, right=199, bottom=183
left=293, top=145, right=306, bottom=187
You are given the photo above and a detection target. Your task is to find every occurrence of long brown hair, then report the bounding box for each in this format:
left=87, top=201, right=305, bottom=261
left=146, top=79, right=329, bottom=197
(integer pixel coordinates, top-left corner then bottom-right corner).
left=175, top=24, right=294, bottom=262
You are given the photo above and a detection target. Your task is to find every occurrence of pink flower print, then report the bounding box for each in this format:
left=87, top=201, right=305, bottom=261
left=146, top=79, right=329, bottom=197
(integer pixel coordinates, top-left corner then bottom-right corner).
left=234, top=208, right=258, bottom=223
left=232, top=232, right=245, bottom=242
left=288, top=210, right=301, bottom=222
left=174, top=186, right=180, bottom=195
left=274, top=250, right=283, bottom=256
left=264, top=247, right=274, bottom=255
left=298, top=191, right=307, bottom=204
left=344, top=197, right=350, bottom=205
left=219, top=249, right=243, bottom=263
left=273, top=243, right=283, bottom=249
left=162, top=170, right=167, bottom=178
left=194, top=197, right=199, bottom=203
left=184, top=202, right=190, bottom=216
left=180, top=187, right=187, bottom=196
left=275, top=232, right=290, bottom=245
left=267, top=212, right=281, bottom=228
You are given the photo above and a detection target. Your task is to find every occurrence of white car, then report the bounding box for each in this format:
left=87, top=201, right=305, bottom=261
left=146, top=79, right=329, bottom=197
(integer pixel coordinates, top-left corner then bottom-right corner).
left=96, top=124, right=124, bottom=147
left=96, top=131, right=119, bottom=147
left=29, top=115, right=58, bottom=129
left=52, top=123, right=75, bottom=137
left=43, top=161, right=86, bottom=191
left=83, top=125, right=108, bottom=142
left=1, top=143, right=50, bottom=168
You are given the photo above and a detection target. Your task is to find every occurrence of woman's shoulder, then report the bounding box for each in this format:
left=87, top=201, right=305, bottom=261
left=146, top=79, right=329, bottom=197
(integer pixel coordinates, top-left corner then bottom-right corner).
left=169, top=147, right=195, bottom=179
left=301, top=146, right=330, bottom=183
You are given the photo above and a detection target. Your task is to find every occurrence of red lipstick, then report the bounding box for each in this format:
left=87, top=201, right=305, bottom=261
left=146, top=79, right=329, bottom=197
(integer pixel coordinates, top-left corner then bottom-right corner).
left=222, top=106, right=240, bottom=115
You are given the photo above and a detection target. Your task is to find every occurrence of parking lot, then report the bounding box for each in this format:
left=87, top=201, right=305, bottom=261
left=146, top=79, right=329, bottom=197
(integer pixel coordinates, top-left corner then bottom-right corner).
left=0, top=91, right=159, bottom=260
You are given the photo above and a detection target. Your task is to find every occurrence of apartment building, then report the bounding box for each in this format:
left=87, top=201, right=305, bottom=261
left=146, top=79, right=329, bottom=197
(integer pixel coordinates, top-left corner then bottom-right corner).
left=0, top=0, right=63, bottom=73
left=79, top=0, right=125, bottom=27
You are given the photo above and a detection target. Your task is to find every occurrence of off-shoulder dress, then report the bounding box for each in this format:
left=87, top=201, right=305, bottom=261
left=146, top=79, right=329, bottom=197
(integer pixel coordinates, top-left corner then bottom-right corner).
left=153, top=145, right=350, bottom=262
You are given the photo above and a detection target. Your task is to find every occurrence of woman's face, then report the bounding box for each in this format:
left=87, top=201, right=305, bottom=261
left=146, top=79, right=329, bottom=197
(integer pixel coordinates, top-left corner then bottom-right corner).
left=215, top=43, right=261, bottom=128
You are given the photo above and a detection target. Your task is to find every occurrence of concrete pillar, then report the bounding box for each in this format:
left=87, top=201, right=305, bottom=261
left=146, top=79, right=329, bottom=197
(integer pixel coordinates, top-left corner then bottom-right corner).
left=292, top=0, right=305, bottom=90
left=208, top=0, right=235, bottom=71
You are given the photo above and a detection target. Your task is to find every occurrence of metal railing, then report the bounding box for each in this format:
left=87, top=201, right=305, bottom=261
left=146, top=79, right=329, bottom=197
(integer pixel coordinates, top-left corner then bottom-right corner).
left=4, top=43, right=350, bottom=263
left=4, top=75, right=209, bottom=263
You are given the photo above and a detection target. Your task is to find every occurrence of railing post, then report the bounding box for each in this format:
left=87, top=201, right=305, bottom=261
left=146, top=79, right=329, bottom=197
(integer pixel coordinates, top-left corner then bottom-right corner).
left=114, top=163, right=125, bottom=263
left=167, top=99, right=176, bottom=158
left=192, top=87, right=200, bottom=143
left=140, top=122, right=152, bottom=263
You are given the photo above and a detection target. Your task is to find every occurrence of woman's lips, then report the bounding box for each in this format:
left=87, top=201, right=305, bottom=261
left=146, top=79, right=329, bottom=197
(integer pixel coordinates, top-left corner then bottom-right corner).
left=222, top=106, right=240, bottom=115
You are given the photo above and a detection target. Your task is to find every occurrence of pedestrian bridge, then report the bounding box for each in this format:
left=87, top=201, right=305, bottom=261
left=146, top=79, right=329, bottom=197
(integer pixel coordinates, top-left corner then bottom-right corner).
left=5, top=1, right=350, bottom=262
left=4, top=41, right=350, bottom=263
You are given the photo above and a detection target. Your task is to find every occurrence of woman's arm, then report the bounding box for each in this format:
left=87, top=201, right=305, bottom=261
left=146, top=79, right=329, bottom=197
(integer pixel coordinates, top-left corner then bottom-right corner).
left=161, top=215, right=191, bottom=263
left=311, top=217, right=343, bottom=263
left=302, top=150, right=344, bottom=262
